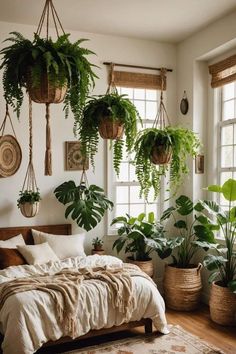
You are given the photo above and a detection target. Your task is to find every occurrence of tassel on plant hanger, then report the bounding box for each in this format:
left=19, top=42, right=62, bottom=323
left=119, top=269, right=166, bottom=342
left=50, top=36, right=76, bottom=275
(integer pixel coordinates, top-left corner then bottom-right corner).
left=45, top=103, right=52, bottom=175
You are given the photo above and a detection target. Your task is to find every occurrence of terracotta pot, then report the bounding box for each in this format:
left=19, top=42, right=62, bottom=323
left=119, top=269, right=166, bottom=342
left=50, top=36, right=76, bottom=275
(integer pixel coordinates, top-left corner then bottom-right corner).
left=150, top=144, right=172, bottom=165
left=94, top=245, right=103, bottom=251
left=91, top=249, right=105, bottom=256
left=19, top=202, right=39, bottom=218
left=126, top=257, right=154, bottom=277
left=163, top=263, right=202, bottom=311
left=27, top=71, right=67, bottom=104
left=98, top=117, right=124, bottom=139
left=209, top=281, right=236, bottom=326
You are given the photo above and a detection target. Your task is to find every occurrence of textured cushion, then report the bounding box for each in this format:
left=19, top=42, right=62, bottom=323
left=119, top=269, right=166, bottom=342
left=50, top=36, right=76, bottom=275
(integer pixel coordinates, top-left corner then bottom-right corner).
left=17, top=243, right=59, bottom=265
left=0, top=248, right=26, bottom=269
left=0, top=234, right=25, bottom=249
left=32, top=229, right=86, bottom=260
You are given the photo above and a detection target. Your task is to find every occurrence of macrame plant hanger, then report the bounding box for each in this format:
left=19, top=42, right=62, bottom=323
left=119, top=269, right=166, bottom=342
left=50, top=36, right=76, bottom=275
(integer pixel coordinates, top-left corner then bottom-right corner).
left=35, top=0, right=66, bottom=176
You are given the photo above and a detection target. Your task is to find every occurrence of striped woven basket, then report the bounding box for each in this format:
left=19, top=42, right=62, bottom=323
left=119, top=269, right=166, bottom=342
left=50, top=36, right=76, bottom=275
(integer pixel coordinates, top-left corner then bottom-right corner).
left=126, top=257, right=154, bottom=278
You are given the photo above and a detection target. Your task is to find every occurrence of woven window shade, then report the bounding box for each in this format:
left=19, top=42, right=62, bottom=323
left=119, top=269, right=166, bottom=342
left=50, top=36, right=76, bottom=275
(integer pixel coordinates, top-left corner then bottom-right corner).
left=113, top=71, right=166, bottom=90
left=209, top=54, right=236, bottom=88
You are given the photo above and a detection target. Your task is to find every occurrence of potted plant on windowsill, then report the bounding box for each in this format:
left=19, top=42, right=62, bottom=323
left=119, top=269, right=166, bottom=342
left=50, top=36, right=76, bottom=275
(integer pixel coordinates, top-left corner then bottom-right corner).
left=91, top=237, right=105, bottom=255
left=197, top=178, right=236, bottom=326
left=111, top=212, right=165, bottom=277
left=17, top=189, right=41, bottom=218
left=79, top=91, right=141, bottom=175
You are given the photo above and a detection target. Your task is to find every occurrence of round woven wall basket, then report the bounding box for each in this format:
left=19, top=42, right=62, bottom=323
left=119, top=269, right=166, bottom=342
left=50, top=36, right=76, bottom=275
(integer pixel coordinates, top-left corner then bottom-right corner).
left=0, top=134, right=22, bottom=177
left=126, top=257, right=154, bottom=278
left=209, top=282, right=236, bottom=326
left=98, top=117, right=124, bottom=139
left=163, top=263, right=202, bottom=311
left=20, top=202, right=39, bottom=218
left=27, top=72, right=67, bottom=104
left=150, top=145, right=172, bottom=165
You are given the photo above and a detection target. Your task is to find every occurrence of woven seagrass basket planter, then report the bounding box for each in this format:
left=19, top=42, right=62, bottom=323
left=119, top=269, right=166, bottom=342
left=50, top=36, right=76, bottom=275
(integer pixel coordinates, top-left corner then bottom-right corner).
left=98, top=117, right=124, bottom=139
left=209, top=282, right=236, bottom=326
left=126, top=257, right=154, bottom=278
left=150, top=144, right=172, bottom=165
left=20, top=202, right=39, bottom=218
left=27, top=72, right=67, bottom=104
left=163, top=263, right=202, bottom=311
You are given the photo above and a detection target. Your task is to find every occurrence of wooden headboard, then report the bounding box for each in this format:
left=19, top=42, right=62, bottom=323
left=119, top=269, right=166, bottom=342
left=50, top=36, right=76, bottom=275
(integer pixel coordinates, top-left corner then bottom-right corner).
left=0, top=224, right=72, bottom=244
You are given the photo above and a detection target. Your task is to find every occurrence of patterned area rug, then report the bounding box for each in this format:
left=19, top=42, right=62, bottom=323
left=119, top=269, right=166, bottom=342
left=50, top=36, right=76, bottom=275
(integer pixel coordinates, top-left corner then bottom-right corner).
left=62, top=325, right=224, bottom=354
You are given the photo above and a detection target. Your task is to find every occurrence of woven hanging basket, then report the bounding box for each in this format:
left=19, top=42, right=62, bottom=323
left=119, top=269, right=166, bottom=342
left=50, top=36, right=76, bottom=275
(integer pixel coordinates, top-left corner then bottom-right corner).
left=126, top=257, right=154, bottom=278
left=209, top=282, right=236, bottom=326
left=0, top=134, right=22, bottom=177
left=27, top=71, right=67, bottom=104
left=19, top=202, right=40, bottom=218
left=98, top=116, right=124, bottom=139
left=163, top=263, right=202, bottom=311
left=150, top=144, right=172, bottom=165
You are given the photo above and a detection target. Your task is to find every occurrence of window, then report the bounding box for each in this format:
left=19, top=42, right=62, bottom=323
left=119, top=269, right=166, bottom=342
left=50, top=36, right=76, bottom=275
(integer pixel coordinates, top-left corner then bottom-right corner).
left=107, top=86, right=166, bottom=234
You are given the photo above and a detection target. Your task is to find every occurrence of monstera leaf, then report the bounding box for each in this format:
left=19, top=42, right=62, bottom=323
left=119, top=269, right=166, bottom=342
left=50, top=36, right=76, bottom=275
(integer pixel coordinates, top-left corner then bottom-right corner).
left=54, top=181, right=113, bottom=231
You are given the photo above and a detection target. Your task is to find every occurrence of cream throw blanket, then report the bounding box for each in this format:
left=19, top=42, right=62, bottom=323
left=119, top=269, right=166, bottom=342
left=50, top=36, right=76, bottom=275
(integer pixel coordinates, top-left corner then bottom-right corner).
left=0, top=263, right=152, bottom=338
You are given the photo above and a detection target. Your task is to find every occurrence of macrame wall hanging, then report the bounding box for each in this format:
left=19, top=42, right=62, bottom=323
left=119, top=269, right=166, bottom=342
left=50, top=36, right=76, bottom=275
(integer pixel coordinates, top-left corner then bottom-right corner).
left=19, top=97, right=40, bottom=218
left=0, top=104, right=22, bottom=177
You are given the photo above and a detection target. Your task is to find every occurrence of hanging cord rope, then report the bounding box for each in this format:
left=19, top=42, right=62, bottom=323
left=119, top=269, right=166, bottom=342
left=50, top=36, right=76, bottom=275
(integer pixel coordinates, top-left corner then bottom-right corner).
left=106, top=63, right=117, bottom=94
left=153, top=68, right=170, bottom=129
left=80, top=167, right=89, bottom=187
left=36, top=0, right=65, bottom=39
left=22, top=97, right=38, bottom=192
left=0, top=104, right=17, bottom=138
left=44, top=103, right=52, bottom=176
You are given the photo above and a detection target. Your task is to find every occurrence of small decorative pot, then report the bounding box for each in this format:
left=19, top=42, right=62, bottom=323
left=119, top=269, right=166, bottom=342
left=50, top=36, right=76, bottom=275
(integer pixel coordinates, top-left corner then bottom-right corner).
left=94, top=245, right=103, bottom=251
left=91, top=249, right=105, bottom=256
left=98, top=116, right=124, bottom=139
left=209, top=281, right=236, bottom=326
left=19, top=202, right=39, bottom=218
left=163, top=263, right=202, bottom=311
left=150, top=144, right=172, bottom=165
left=126, top=257, right=154, bottom=278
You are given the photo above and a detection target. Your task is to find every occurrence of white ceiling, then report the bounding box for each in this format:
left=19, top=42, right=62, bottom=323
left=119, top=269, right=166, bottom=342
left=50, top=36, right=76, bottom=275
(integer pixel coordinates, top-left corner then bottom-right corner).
left=0, top=0, right=236, bottom=43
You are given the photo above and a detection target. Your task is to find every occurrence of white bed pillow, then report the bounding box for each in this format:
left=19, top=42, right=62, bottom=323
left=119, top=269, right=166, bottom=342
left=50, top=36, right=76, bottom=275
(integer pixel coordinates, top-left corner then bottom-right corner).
left=0, top=234, right=25, bottom=249
left=17, top=242, right=59, bottom=265
left=31, top=229, right=86, bottom=260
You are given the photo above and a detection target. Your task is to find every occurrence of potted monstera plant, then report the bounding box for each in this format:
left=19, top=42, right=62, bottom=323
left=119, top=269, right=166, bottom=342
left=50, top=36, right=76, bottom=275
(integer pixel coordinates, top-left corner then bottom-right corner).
left=17, top=189, right=41, bottom=218
left=79, top=91, right=141, bottom=175
left=0, top=31, right=96, bottom=122
left=198, top=179, right=236, bottom=326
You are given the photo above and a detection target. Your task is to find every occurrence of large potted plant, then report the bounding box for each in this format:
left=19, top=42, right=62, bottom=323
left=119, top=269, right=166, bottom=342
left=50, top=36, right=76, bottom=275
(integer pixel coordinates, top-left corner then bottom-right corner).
left=79, top=91, right=141, bottom=175
left=160, top=195, right=216, bottom=311
left=0, top=31, right=96, bottom=122
left=134, top=127, right=200, bottom=199
left=198, top=179, right=236, bottom=326
left=111, top=212, right=165, bottom=277
left=17, top=189, right=41, bottom=218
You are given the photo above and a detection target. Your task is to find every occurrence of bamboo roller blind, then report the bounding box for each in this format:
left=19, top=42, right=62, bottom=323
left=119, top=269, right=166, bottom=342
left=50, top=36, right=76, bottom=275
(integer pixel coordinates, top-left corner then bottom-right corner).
left=209, top=54, right=236, bottom=88
left=113, top=71, right=166, bottom=90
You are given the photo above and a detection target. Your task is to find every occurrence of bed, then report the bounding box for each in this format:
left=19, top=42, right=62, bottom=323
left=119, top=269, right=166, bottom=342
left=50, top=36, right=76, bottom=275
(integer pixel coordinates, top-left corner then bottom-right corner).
left=0, top=224, right=169, bottom=354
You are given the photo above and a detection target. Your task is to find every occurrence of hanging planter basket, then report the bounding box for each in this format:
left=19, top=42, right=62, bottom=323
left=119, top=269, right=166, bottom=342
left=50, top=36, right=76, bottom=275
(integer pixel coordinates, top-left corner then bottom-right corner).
left=150, top=144, right=172, bottom=165
left=98, top=116, right=124, bottom=139
left=19, top=201, right=40, bottom=218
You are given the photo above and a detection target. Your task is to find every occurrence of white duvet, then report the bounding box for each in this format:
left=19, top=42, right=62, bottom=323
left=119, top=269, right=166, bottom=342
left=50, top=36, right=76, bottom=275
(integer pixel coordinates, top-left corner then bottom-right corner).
left=0, top=255, right=169, bottom=354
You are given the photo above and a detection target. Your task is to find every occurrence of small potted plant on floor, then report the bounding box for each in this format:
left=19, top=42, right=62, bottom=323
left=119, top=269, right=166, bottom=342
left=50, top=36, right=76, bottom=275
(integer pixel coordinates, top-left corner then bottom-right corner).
left=111, top=212, right=165, bottom=277
left=79, top=91, right=141, bottom=174
left=91, top=237, right=105, bottom=255
left=17, top=189, right=41, bottom=218
left=197, top=178, right=236, bottom=325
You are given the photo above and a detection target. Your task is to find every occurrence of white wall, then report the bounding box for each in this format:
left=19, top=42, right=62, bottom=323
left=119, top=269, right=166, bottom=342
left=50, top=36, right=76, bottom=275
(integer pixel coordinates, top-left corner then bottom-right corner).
left=0, top=20, right=177, bottom=257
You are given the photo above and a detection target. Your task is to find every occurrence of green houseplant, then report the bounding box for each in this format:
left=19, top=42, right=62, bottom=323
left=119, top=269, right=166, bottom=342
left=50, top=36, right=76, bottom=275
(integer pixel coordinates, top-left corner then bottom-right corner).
left=111, top=212, right=165, bottom=277
left=0, top=32, right=96, bottom=122
left=197, top=178, right=236, bottom=325
left=92, top=237, right=104, bottom=251
left=17, top=189, right=41, bottom=218
left=79, top=91, right=141, bottom=174
left=134, top=127, right=200, bottom=199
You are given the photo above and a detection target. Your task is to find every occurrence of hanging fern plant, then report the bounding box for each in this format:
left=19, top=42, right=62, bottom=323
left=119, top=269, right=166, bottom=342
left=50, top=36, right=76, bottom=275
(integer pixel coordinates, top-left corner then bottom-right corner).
left=79, top=91, right=141, bottom=175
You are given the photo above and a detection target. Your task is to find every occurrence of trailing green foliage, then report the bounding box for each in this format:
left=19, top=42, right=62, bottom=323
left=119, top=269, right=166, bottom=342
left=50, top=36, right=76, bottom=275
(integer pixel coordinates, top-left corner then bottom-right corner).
left=54, top=180, right=113, bottom=231
left=0, top=32, right=97, bottom=122
left=79, top=92, right=141, bottom=174
left=17, top=189, right=41, bottom=207
left=111, top=212, right=167, bottom=261
left=134, top=127, right=200, bottom=199
left=198, top=179, right=236, bottom=291
left=160, top=195, right=217, bottom=268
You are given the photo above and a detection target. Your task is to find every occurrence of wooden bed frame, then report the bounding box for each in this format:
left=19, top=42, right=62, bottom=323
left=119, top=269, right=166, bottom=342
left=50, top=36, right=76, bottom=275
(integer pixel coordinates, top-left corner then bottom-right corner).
left=0, top=224, right=152, bottom=352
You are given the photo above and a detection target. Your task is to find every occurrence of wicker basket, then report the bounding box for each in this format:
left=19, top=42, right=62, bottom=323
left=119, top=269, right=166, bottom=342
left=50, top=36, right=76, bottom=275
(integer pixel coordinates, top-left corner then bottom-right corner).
left=98, top=117, right=124, bottom=139
left=20, top=202, right=39, bottom=218
left=150, top=144, right=172, bottom=165
left=163, top=263, right=202, bottom=311
left=209, top=282, right=236, bottom=326
left=27, top=72, right=67, bottom=104
left=126, top=257, right=154, bottom=278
